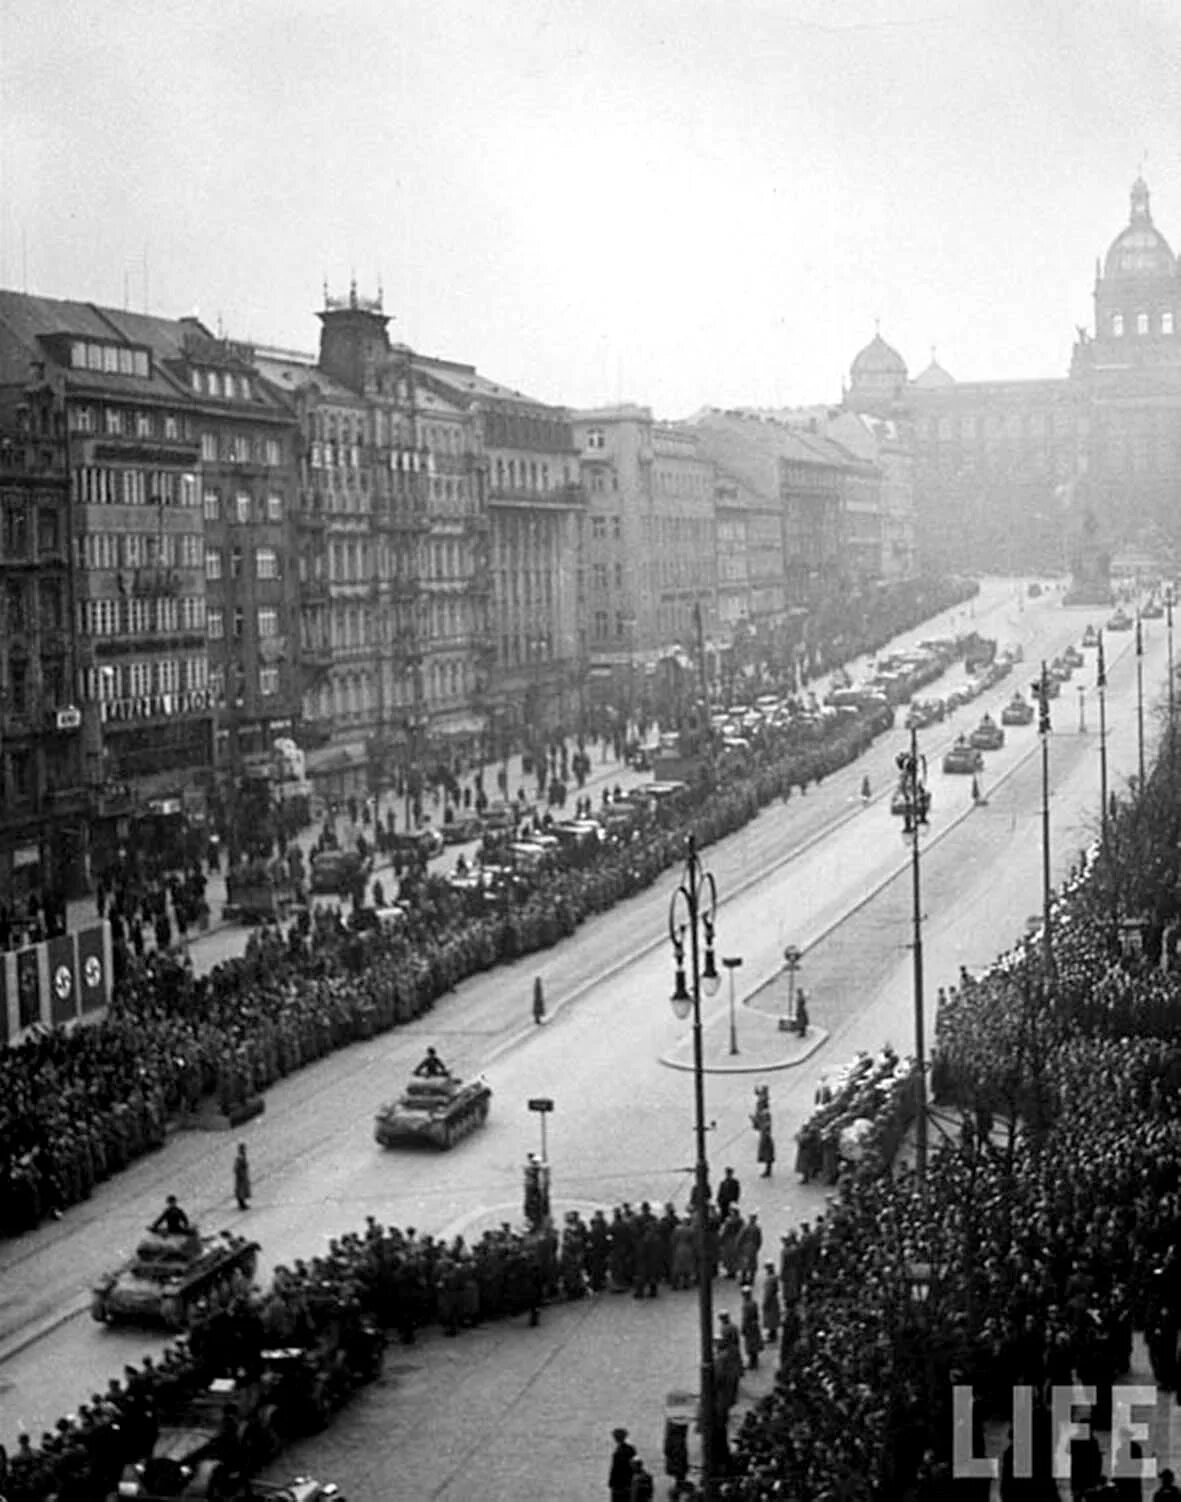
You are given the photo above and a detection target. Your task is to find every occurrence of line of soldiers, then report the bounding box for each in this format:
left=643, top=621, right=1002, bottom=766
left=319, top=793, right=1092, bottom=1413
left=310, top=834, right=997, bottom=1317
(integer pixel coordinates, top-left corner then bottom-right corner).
left=1, top=690, right=896, bottom=1242
left=5, top=1189, right=815, bottom=1502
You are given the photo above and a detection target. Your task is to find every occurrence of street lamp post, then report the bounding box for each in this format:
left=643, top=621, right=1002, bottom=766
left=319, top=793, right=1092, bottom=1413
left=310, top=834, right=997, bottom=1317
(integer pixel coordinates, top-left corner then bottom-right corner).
left=723, top=955, right=743, bottom=1056
left=1077, top=685, right=1086, bottom=734
left=1097, top=632, right=1108, bottom=844
left=668, top=836, right=721, bottom=1500
left=1168, top=586, right=1176, bottom=762
left=895, top=726, right=930, bottom=1180
left=1033, top=661, right=1053, bottom=974
left=1159, top=582, right=1165, bottom=757
left=1136, top=614, right=1146, bottom=788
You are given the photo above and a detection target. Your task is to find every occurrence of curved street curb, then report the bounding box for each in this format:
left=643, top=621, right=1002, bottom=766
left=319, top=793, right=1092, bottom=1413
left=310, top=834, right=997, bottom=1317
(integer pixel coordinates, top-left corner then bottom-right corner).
left=658, top=1027, right=829, bottom=1076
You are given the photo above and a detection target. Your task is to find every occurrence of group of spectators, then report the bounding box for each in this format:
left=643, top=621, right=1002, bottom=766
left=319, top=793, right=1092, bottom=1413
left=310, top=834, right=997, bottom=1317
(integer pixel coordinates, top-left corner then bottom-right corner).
left=0, top=892, right=67, bottom=953
left=718, top=831, right=1181, bottom=1496
left=0, top=648, right=915, bottom=1241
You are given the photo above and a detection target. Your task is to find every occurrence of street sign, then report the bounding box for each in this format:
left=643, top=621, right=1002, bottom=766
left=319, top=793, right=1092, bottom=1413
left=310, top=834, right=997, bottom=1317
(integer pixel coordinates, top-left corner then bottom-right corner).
left=527, top=1097, right=554, bottom=1113
left=782, top=945, right=802, bottom=968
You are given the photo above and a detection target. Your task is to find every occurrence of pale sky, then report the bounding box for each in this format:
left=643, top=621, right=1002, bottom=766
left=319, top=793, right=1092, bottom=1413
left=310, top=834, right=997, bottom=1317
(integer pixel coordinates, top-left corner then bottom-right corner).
left=2, top=0, right=1179, bottom=416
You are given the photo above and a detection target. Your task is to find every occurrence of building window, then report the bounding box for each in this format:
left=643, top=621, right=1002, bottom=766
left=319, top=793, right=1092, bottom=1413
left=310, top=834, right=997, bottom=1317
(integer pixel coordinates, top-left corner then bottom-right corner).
left=255, top=546, right=279, bottom=579
left=207, top=608, right=225, bottom=639
left=135, top=411, right=152, bottom=438
left=105, top=408, right=123, bottom=436
left=1164, top=312, right=1175, bottom=336
left=612, top=516, right=622, bottom=540
left=591, top=516, right=606, bottom=540
left=593, top=610, right=608, bottom=640
left=266, top=493, right=283, bottom=521
left=201, top=432, right=218, bottom=461
left=1137, top=312, right=1149, bottom=336
left=203, top=489, right=221, bottom=522
left=259, top=666, right=280, bottom=696
left=265, top=439, right=280, bottom=467
left=164, top=414, right=179, bottom=440
left=1112, top=313, right=1124, bottom=338
left=257, top=606, right=278, bottom=637
left=235, top=492, right=252, bottom=524
left=205, top=548, right=223, bottom=581
left=586, top=428, right=605, bottom=451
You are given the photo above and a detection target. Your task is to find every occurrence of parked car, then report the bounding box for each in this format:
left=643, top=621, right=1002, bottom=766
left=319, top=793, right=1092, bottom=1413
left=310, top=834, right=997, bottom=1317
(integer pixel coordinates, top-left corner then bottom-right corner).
left=1143, top=598, right=1165, bottom=619
left=942, top=739, right=984, bottom=775
left=310, top=849, right=374, bottom=894
left=442, top=813, right=483, bottom=844
left=389, top=826, right=444, bottom=860
left=1082, top=624, right=1099, bottom=648
left=1108, top=608, right=1133, bottom=632
left=481, top=801, right=519, bottom=833
left=1062, top=644, right=1085, bottom=668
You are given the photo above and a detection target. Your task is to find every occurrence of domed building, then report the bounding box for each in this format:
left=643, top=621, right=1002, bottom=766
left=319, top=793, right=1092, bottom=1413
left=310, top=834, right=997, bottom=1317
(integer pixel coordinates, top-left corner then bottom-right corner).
left=911, top=350, right=954, bottom=390
left=1087, top=176, right=1181, bottom=363
left=847, top=327, right=909, bottom=413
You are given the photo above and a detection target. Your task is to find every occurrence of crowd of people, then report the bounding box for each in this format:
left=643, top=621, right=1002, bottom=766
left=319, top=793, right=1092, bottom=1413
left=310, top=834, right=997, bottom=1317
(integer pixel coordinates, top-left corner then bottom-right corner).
left=719, top=825, right=1181, bottom=1496
left=0, top=605, right=953, bottom=1241
left=0, top=1190, right=797, bottom=1501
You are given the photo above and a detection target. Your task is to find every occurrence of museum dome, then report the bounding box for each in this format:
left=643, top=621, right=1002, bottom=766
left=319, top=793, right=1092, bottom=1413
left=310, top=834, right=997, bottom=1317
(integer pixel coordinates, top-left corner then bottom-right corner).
left=1104, top=177, right=1175, bottom=280
left=851, top=331, right=908, bottom=379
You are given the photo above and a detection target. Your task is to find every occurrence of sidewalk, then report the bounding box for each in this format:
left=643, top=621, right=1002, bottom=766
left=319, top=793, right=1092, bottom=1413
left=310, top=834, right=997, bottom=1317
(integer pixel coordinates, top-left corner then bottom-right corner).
left=64, top=734, right=655, bottom=950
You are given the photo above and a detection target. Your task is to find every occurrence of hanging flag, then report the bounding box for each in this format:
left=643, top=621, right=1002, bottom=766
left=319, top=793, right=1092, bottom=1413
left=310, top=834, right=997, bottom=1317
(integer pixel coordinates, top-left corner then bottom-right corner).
left=47, top=933, right=78, bottom=1025
left=77, top=924, right=111, bottom=1014
left=16, top=946, right=41, bottom=1031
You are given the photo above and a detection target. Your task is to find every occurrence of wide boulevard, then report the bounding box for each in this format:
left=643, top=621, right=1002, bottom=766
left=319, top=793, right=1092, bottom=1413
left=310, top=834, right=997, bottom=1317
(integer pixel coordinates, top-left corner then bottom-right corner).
left=0, top=578, right=1165, bottom=1495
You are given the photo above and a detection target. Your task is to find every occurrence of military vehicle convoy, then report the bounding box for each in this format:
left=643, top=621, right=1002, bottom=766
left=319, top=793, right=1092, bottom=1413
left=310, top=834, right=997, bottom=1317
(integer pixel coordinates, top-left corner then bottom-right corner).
left=92, top=1226, right=260, bottom=1330
left=374, top=1073, right=492, bottom=1149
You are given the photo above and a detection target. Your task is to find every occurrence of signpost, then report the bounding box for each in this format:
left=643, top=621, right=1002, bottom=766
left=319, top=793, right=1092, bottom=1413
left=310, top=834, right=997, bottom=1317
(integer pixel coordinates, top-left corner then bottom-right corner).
left=782, top=945, right=802, bottom=1027
left=528, top=1096, right=554, bottom=1161
left=525, top=1098, right=555, bottom=1228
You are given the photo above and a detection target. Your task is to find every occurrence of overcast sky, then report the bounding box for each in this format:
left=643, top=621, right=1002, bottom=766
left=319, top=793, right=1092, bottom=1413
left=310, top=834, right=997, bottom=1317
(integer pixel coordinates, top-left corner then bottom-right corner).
left=2, top=0, right=1179, bottom=416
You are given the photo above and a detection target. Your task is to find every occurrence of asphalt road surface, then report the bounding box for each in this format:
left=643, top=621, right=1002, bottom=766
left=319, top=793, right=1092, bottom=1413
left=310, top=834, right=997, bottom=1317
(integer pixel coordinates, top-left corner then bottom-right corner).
left=0, top=578, right=1161, bottom=1487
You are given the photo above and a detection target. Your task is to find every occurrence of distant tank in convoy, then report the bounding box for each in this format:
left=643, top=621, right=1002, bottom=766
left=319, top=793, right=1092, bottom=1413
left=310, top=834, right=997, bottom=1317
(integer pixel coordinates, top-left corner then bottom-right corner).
left=92, top=1226, right=260, bottom=1329
left=374, top=1074, right=492, bottom=1150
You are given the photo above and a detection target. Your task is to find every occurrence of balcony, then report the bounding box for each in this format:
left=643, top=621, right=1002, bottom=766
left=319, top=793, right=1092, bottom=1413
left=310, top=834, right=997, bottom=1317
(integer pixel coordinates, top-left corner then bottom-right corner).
left=488, top=481, right=586, bottom=510
left=297, top=504, right=326, bottom=533
left=302, top=578, right=330, bottom=605
left=301, top=643, right=334, bottom=675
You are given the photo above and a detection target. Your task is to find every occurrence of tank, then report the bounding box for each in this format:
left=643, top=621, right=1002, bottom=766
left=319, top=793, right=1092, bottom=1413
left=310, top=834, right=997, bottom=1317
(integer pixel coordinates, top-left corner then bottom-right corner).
left=92, top=1226, right=260, bottom=1329
left=374, top=1074, right=492, bottom=1149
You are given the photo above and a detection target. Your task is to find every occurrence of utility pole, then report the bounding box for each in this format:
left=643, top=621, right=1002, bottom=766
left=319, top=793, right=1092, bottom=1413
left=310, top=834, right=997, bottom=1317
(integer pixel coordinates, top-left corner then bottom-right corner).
left=1136, top=613, right=1145, bottom=788
left=895, top=725, right=930, bottom=1180
left=1034, top=661, right=1053, bottom=975
left=1097, top=631, right=1108, bottom=844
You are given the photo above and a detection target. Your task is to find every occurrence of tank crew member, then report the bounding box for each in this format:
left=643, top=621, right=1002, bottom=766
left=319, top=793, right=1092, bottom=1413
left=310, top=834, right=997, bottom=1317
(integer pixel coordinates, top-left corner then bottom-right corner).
left=150, top=1195, right=192, bottom=1235
left=413, top=1046, right=449, bottom=1078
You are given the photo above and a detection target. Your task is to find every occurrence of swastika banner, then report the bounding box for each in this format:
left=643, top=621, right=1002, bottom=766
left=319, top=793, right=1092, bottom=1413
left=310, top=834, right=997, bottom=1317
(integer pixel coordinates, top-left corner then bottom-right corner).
left=77, top=924, right=110, bottom=1015
left=48, top=933, right=78, bottom=1025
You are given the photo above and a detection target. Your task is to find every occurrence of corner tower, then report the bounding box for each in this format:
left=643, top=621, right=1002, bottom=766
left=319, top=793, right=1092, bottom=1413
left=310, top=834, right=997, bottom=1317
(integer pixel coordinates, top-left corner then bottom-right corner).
left=317, top=278, right=391, bottom=395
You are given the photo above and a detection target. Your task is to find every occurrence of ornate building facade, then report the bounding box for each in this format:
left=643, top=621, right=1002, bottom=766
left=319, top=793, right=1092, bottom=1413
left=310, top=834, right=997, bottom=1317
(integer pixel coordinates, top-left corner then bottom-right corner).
left=868, top=178, right=1181, bottom=573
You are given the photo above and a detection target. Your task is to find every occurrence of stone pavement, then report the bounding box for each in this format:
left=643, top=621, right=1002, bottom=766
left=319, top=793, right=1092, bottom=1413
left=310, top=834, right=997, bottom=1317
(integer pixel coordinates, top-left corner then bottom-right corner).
left=266, top=1048, right=1181, bottom=1501
left=63, top=733, right=654, bottom=959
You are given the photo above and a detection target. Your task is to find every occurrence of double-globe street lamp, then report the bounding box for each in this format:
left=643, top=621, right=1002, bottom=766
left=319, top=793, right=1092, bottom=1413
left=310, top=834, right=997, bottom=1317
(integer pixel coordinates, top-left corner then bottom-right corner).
left=668, top=834, right=722, bottom=1500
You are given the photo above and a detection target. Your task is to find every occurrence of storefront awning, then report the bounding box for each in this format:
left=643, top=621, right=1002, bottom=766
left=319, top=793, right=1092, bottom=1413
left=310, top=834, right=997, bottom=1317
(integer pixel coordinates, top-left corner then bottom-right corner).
left=305, top=740, right=369, bottom=773
left=430, top=712, right=486, bottom=738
